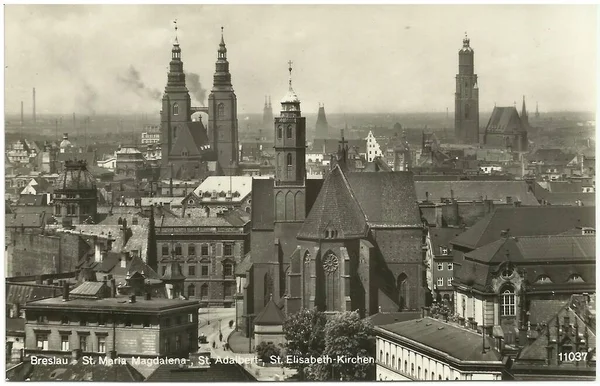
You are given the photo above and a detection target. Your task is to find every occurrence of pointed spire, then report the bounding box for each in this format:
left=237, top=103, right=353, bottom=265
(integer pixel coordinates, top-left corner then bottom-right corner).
left=264, top=95, right=268, bottom=108
left=268, top=95, right=271, bottom=108
left=463, top=31, right=470, bottom=47
left=173, top=19, right=179, bottom=45
left=288, top=60, right=294, bottom=92
left=218, top=26, right=227, bottom=59
left=521, top=95, right=527, bottom=117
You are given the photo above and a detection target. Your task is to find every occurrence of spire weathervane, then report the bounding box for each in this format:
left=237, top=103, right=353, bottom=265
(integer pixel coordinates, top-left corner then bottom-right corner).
left=173, top=19, right=178, bottom=43
left=288, top=60, right=293, bottom=90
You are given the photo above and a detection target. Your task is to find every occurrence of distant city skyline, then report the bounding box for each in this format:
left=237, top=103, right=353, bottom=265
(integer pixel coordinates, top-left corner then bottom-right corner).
left=4, top=4, right=597, bottom=116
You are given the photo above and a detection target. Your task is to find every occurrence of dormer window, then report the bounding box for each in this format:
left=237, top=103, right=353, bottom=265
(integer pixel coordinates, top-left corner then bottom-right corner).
left=501, top=266, right=514, bottom=279
left=567, top=274, right=584, bottom=283
left=440, top=247, right=449, bottom=256
left=535, top=275, right=552, bottom=284
left=173, top=103, right=179, bottom=116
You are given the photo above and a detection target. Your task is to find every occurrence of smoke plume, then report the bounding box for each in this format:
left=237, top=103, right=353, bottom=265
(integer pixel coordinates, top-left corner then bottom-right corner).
left=185, top=72, right=207, bottom=106
left=80, top=82, right=98, bottom=115
left=117, top=66, right=162, bottom=100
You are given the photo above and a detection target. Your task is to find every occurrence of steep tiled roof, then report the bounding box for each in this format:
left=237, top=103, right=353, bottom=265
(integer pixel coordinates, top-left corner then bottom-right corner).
left=235, top=253, right=252, bottom=276
left=451, top=206, right=595, bottom=250
left=54, top=161, right=96, bottom=191
left=377, top=317, right=502, bottom=362
left=254, top=298, right=286, bottom=326
left=529, top=148, right=575, bottom=164
left=192, top=176, right=253, bottom=202
left=542, top=193, right=595, bottom=206
left=5, top=212, right=46, bottom=228
left=298, top=166, right=368, bottom=240
left=485, top=107, right=524, bottom=134
left=70, top=281, right=107, bottom=298
left=415, top=181, right=539, bottom=205
left=546, top=181, right=583, bottom=193
left=429, top=227, right=464, bottom=255
left=345, top=172, right=422, bottom=227
left=368, top=311, right=421, bottom=326
left=528, top=300, right=569, bottom=325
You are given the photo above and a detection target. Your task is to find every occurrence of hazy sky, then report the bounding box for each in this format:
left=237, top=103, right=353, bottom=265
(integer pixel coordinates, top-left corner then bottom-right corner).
left=4, top=4, right=597, bottom=116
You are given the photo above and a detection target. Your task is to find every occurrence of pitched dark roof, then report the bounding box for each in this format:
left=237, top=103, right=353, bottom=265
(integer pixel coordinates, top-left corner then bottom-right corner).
left=70, top=282, right=107, bottom=298
left=162, top=261, right=186, bottom=281
left=6, top=317, right=25, bottom=333
left=429, top=227, right=464, bottom=255
left=145, top=360, right=255, bottom=382
left=415, top=181, right=539, bottom=205
left=485, top=106, right=524, bottom=134
left=530, top=148, right=575, bottom=164
left=5, top=212, right=46, bottom=228
left=546, top=181, right=583, bottom=193
left=377, top=317, right=502, bottom=362
left=345, top=171, right=422, bottom=227
left=6, top=284, right=60, bottom=305
left=235, top=253, right=252, bottom=276
left=451, top=206, right=596, bottom=250
left=16, top=194, right=47, bottom=206
left=254, top=297, right=286, bottom=326
left=542, top=193, right=595, bottom=206
left=528, top=300, right=569, bottom=325
left=298, top=166, right=368, bottom=240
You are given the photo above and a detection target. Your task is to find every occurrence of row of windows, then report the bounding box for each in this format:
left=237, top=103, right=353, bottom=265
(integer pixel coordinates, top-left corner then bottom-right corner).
left=36, top=333, right=106, bottom=354
left=159, top=263, right=234, bottom=277
left=161, top=243, right=235, bottom=257
left=378, top=344, right=457, bottom=381
left=436, top=278, right=453, bottom=287
left=187, top=283, right=235, bottom=298
left=277, top=125, right=294, bottom=139
left=55, top=313, right=195, bottom=328
left=437, top=262, right=453, bottom=271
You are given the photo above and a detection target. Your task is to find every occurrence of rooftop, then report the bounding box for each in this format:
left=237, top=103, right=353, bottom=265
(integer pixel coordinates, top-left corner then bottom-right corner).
left=377, top=317, right=502, bottom=363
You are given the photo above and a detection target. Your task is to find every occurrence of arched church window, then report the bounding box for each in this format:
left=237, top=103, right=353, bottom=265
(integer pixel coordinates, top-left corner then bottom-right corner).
left=397, top=273, right=408, bottom=310
left=173, top=126, right=178, bottom=139
left=322, top=252, right=339, bottom=311
left=200, top=284, right=208, bottom=300
left=218, top=103, right=225, bottom=117
left=286, top=125, right=293, bottom=139
left=188, top=284, right=195, bottom=297
left=277, top=125, right=283, bottom=139
left=286, top=153, right=293, bottom=166
left=500, top=287, right=516, bottom=316
left=173, top=103, right=179, bottom=116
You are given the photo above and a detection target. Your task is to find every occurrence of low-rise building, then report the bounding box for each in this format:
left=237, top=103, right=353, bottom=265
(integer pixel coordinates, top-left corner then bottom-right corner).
left=23, top=280, right=199, bottom=359
left=375, top=317, right=505, bottom=381
left=181, top=176, right=253, bottom=216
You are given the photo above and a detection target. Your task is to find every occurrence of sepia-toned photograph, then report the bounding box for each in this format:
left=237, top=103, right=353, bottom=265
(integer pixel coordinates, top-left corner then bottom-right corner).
left=3, top=3, right=597, bottom=382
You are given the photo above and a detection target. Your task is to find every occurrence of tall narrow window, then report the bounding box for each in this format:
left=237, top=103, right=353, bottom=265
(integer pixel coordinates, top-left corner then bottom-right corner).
left=173, top=103, right=179, bottom=116
left=188, top=284, right=195, bottom=297
left=200, top=284, right=209, bottom=300
left=218, top=103, right=225, bottom=117
left=79, top=335, right=87, bottom=352
left=465, top=104, right=470, bottom=119
left=501, top=288, right=516, bottom=316
left=173, top=126, right=178, bottom=139
left=277, top=125, right=283, bottom=139
left=287, top=153, right=293, bottom=166
left=286, top=125, right=293, bottom=139
left=97, top=336, right=106, bottom=353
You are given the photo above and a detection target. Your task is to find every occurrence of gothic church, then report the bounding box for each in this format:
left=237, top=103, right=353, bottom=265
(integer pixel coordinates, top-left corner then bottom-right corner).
left=242, top=64, right=426, bottom=322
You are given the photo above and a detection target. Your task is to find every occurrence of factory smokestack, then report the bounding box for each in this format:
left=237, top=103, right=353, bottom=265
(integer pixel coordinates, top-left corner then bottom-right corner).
left=32, top=88, right=36, bottom=125
left=72, top=113, right=76, bottom=131
left=20, top=101, right=24, bottom=126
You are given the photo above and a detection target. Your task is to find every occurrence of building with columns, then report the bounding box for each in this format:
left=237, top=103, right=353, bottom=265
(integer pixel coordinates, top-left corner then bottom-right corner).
left=455, top=34, right=480, bottom=144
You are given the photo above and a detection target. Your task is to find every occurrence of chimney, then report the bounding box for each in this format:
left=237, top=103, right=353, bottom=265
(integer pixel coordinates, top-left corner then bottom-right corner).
left=450, top=189, right=455, bottom=201
left=425, top=191, right=429, bottom=202
left=32, top=87, right=36, bottom=125
left=20, top=101, right=24, bottom=126
left=62, top=280, right=70, bottom=301
left=506, top=196, right=513, bottom=204
left=129, top=294, right=136, bottom=303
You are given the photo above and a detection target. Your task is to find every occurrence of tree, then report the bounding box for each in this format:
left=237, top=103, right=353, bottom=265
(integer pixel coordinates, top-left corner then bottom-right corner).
left=309, top=311, right=375, bottom=381
left=255, top=341, right=281, bottom=364
left=282, top=308, right=327, bottom=379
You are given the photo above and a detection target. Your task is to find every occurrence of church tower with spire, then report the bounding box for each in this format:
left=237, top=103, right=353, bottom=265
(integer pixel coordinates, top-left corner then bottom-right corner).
left=274, top=61, right=306, bottom=222
left=262, top=96, right=274, bottom=129
left=160, top=26, right=192, bottom=167
left=454, top=33, right=480, bottom=144
left=208, top=27, right=239, bottom=176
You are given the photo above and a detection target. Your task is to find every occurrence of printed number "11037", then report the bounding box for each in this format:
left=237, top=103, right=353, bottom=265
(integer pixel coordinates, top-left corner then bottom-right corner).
left=559, top=352, right=588, bottom=362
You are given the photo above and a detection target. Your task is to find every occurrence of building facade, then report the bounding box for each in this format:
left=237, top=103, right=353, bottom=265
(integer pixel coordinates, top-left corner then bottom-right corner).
left=454, top=34, right=480, bottom=144
left=53, top=160, right=98, bottom=225
left=365, top=131, right=384, bottom=162
left=155, top=212, right=251, bottom=307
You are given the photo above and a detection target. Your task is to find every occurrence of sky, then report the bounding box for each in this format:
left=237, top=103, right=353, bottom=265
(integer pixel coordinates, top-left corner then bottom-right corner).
left=4, top=4, right=598, bottom=116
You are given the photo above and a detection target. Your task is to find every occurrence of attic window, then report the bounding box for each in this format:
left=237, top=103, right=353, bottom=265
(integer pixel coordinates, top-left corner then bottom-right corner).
left=535, top=275, right=552, bottom=284
left=440, top=247, right=449, bottom=256
left=567, top=274, right=584, bottom=283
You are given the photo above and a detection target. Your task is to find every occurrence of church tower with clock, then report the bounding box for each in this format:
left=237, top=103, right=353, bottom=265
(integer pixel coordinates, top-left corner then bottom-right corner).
left=273, top=61, right=306, bottom=223
left=208, top=27, right=239, bottom=176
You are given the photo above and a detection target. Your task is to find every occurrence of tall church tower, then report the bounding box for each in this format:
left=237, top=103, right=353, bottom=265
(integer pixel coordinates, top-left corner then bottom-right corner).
left=454, top=33, right=479, bottom=144
left=274, top=61, right=306, bottom=222
left=160, top=33, right=192, bottom=166
left=262, top=96, right=274, bottom=128
left=208, top=27, right=239, bottom=176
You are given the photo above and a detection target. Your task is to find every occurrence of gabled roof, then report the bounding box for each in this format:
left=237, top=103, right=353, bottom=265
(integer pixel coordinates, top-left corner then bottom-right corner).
left=298, top=165, right=368, bottom=240
left=192, top=176, right=253, bottom=202
left=529, top=148, right=576, bottom=164
left=415, top=181, right=539, bottom=205
left=254, top=297, right=286, bottom=326
left=345, top=171, right=422, bottom=227
left=170, top=121, right=210, bottom=156
left=70, top=281, right=107, bottom=298
left=429, top=227, right=464, bottom=255
left=485, top=106, right=525, bottom=134
left=451, top=206, right=596, bottom=250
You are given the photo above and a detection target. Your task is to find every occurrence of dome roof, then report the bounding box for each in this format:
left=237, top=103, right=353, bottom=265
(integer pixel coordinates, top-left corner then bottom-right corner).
left=55, top=160, right=96, bottom=191
left=281, top=88, right=300, bottom=104
left=59, top=139, right=73, bottom=149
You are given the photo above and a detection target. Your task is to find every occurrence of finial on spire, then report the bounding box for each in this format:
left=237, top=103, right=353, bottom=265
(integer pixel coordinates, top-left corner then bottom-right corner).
left=173, top=19, right=179, bottom=44
left=221, top=26, right=224, bottom=42
left=463, top=32, right=470, bottom=48
left=288, top=60, right=294, bottom=91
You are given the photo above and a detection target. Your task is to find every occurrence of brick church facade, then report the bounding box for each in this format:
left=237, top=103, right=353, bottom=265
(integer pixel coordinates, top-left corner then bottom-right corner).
left=241, top=64, right=427, bottom=326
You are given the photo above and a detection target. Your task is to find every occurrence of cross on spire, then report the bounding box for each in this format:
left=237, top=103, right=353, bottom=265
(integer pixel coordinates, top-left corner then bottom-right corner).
left=173, top=19, right=178, bottom=43
left=339, top=129, right=348, bottom=147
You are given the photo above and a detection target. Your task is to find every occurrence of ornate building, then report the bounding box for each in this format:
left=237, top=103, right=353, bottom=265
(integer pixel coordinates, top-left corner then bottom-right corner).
left=241, top=63, right=426, bottom=332
left=315, top=103, right=329, bottom=137
left=482, top=100, right=528, bottom=152
left=454, top=34, right=480, bottom=144
left=53, top=160, right=98, bottom=225
left=207, top=28, right=239, bottom=176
